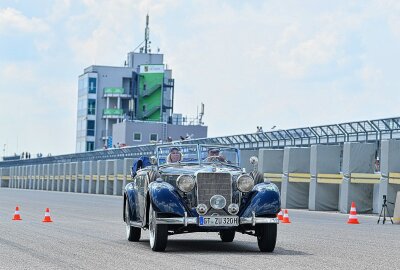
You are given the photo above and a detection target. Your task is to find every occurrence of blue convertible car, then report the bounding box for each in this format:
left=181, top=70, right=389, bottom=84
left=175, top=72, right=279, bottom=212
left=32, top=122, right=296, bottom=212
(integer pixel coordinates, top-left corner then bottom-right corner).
left=123, top=144, right=280, bottom=252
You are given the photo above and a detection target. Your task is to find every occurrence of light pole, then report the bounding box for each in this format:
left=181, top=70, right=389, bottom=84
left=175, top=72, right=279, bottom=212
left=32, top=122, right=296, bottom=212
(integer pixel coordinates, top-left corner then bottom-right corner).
left=2, top=144, right=6, bottom=158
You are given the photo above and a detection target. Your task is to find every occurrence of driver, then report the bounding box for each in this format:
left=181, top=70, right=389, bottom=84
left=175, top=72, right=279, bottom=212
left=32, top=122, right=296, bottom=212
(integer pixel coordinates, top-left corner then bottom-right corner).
left=204, top=148, right=226, bottom=162
left=167, top=147, right=182, bottom=163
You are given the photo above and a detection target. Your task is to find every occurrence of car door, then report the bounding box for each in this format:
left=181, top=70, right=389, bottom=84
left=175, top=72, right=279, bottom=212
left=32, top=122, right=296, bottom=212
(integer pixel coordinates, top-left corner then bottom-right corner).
left=136, top=171, right=150, bottom=226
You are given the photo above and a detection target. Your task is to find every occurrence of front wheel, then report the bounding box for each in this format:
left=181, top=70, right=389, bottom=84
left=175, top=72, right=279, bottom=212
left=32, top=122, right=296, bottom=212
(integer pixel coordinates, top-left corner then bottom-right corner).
left=256, top=223, right=277, bottom=252
left=125, top=201, right=141, bottom=242
left=148, top=203, right=168, bottom=251
left=220, top=230, right=235, bottom=242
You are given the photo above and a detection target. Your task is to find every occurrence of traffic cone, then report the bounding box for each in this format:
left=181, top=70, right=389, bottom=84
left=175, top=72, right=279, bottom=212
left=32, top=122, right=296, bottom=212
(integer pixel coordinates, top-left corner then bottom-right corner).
left=12, top=206, right=22, bottom=221
left=347, top=202, right=360, bottom=224
left=277, top=210, right=283, bottom=220
left=282, top=209, right=291, bottom=224
left=42, top=208, right=53, bottom=223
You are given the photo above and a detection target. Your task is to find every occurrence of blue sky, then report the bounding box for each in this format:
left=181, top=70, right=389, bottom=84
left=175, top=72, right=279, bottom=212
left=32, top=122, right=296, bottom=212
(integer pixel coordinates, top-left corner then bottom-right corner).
left=1, top=0, right=400, bottom=156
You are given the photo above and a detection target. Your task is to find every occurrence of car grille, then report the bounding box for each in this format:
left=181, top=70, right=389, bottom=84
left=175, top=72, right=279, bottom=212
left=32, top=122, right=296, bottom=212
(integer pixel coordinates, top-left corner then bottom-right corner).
left=196, top=172, right=232, bottom=215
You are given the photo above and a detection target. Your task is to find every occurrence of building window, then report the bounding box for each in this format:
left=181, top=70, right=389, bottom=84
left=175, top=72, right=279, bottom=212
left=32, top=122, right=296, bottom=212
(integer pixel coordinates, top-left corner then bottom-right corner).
left=87, top=120, right=95, bottom=136
left=88, top=99, right=96, bottom=115
left=86, top=142, right=94, bottom=151
left=150, top=133, right=158, bottom=142
left=88, top=77, right=97, bottom=94
left=133, top=133, right=141, bottom=141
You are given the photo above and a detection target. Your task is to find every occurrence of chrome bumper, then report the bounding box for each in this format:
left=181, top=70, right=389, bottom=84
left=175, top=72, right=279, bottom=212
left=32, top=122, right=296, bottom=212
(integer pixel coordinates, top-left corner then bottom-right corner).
left=155, top=212, right=279, bottom=226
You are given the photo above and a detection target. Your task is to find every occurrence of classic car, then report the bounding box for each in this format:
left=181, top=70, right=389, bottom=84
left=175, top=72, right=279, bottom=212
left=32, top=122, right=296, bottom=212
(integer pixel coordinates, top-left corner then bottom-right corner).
left=123, top=144, right=281, bottom=252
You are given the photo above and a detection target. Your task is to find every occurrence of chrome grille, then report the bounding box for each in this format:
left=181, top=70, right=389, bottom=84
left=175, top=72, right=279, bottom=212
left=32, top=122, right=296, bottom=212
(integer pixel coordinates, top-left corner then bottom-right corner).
left=196, top=172, right=232, bottom=215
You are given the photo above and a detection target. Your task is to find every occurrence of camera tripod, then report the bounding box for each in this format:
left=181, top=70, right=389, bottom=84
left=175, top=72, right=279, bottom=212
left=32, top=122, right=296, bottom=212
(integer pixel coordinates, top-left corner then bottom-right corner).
left=377, top=195, right=394, bottom=224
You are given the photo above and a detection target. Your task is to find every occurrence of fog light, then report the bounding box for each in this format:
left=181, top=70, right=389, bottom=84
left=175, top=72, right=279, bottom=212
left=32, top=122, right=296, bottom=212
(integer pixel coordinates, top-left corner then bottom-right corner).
left=228, top=203, right=239, bottom=215
left=196, top=204, right=208, bottom=215
left=210, top=195, right=226, bottom=210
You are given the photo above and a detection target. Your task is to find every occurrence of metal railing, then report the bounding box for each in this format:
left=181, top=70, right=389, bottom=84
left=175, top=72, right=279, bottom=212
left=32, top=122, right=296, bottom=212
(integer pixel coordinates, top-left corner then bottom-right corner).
left=1, top=116, right=400, bottom=168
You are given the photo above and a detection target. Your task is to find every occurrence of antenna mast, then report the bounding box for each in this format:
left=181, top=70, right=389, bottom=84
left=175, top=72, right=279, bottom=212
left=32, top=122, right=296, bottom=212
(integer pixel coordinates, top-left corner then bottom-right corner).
left=144, top=14, right=150, bottom=53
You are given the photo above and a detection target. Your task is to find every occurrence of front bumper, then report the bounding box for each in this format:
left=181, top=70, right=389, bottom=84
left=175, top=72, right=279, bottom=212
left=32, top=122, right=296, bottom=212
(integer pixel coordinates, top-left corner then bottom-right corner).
left=155, top=211, right=279, bottom=226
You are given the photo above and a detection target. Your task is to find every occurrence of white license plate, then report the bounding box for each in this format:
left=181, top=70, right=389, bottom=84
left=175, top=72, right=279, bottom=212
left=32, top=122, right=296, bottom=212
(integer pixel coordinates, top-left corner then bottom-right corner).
left=199, top=216, right=239, bottom=226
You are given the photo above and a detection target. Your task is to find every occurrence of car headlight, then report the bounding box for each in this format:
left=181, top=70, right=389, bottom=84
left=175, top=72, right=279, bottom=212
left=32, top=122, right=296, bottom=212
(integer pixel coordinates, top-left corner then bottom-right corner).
left=237, top=174, right=254, bottom=192
left=210, top=195, right=227, bottom=210
left=176, top=175, right=195, bottom=193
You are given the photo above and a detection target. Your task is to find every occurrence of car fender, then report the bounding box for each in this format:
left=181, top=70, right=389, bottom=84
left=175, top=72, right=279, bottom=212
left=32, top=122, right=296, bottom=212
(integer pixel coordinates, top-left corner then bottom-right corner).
left=240, top=182, right=281, bottom=217
left=124, top=182, right=139, bottom=221
left=148, top=180, right=187, bottom=217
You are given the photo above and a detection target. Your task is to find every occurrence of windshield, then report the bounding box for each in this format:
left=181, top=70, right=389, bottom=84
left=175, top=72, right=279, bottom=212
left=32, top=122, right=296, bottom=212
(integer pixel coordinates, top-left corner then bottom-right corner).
left=157, top=144, right=199, bottom=165
left=200, top=145, right=239, bottom=166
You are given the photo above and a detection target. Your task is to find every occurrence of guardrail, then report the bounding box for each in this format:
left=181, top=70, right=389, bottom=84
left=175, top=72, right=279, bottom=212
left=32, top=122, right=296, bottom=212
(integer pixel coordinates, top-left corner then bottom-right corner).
left=1, top=116, right=400, bottom=168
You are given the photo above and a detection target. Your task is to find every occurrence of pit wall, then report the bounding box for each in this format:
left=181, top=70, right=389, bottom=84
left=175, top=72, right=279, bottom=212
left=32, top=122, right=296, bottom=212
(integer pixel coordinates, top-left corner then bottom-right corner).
left=1, top=141, right=399, bottom=215
left=309, top=144, right=342, bottom=211
left=280, top=147, right=311, bottom=209
left=2, top=158, right=134, bottom=197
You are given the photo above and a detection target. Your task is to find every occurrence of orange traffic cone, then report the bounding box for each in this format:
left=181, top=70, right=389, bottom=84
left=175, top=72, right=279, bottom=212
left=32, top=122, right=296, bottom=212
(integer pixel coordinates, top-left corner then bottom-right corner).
left=42, top=208, right=53, bottom=223
left=347, top=202, right=360, bottom=224
left=282, top=209, right=291, bottom=223
left=277, top=210, right=283, bottom=220
left=12, top=206, right=22, bottom=221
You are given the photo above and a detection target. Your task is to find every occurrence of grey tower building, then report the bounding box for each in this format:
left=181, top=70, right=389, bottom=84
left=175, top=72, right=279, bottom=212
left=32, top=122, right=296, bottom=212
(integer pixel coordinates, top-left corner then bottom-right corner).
left=76, top=15, right=206, bottom=152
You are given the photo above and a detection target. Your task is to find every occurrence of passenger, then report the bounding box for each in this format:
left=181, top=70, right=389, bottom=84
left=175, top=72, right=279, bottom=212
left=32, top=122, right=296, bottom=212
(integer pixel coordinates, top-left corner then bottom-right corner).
left=167, top=147, right=182, bottom=163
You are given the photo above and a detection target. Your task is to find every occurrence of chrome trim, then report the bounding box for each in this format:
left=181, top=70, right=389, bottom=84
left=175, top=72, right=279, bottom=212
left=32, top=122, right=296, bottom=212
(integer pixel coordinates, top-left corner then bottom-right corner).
left=252, top=211, right=256, bottom=226
left=129, top=221, right=143, bottom=227
left=184, top=211, right=188, bottom=227
left=155, top=216, right=198, bottom=225
left=240, top=216, right=279, bottom=225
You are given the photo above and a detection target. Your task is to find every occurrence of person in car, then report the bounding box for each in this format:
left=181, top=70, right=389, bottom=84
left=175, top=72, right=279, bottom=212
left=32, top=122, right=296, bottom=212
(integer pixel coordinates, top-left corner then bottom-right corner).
left=204, top=148, right=226, bottom=162
left=167, top=147, right=182, bottom=163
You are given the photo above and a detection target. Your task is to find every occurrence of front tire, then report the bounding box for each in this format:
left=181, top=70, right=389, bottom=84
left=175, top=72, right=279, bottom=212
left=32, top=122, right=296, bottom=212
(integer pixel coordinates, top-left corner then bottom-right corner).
left=125, top=201, right=141, bottom=242
left=148, top=203, right=168, bottom=251
left=256, top=223, right=277, bottom=252
left=220, top=230, right=235, bottom=242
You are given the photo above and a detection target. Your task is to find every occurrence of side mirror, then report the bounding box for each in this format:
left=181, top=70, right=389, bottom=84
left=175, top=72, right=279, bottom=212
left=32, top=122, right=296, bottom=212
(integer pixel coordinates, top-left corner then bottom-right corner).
left=250, top=156, right=258, bottom=172
left=250, top=156, right=258, bottom=165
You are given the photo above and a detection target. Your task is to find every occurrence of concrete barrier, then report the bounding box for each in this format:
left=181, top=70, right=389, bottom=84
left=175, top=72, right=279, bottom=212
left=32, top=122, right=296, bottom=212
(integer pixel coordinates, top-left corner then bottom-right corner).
left=258, top=149, right=284, bottom=191
left=339, top=142, right=378, bottom=213
left=376, top=139, right=400, bottom=215
left=309, top=144, right=342, bottom=211
left=89, top=161, right=97, bottom=194
left=281, top=147, right=311, bottom=209
left=394, top=191, right=400, bottom=224
left=114, top=159, right=124, bottom=196
left=0, top=167, right=10, bottom=187
left=74, top=162, right=82, bottom=193
left=105, top=160, right=115, bottom=195
left=96, top=160, right=105, bottom=194
left=43, top=164, right=49, bottom=190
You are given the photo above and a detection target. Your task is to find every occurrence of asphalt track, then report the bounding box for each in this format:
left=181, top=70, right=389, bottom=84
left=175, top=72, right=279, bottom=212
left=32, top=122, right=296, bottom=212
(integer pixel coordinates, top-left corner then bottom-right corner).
left=0, top=188, right=399, bottom=270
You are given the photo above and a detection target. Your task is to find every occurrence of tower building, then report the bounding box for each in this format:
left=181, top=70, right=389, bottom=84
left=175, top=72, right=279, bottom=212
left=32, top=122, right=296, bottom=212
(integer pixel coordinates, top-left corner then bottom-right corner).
left=76, top=15, right=207, bottom=152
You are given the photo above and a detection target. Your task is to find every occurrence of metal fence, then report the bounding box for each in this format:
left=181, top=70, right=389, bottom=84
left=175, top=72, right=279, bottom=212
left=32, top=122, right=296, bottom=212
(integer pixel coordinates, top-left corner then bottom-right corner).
left=1, top=117, right=400, bottom=168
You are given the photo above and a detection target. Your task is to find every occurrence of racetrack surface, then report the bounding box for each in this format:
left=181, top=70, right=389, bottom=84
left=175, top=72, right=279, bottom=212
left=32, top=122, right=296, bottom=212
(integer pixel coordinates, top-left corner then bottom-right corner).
left=0, top=188, right=398, bottom=270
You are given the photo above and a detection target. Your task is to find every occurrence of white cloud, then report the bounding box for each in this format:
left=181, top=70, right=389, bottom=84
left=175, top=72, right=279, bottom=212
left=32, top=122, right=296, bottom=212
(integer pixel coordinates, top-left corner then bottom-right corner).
left=2, top=1, right=400, bottom=155
left=0, top=8, right=49, bottom=34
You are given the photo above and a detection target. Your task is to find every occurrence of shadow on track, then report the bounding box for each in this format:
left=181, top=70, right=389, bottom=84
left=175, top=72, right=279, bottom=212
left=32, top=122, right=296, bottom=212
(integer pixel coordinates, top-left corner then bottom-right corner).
left=135, top=239, right=310, bottom=255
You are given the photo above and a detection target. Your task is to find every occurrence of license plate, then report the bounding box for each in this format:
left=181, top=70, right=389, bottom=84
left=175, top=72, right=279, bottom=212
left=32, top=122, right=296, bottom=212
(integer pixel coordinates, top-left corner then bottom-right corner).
left=199, top=216, right=239, bottom=226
